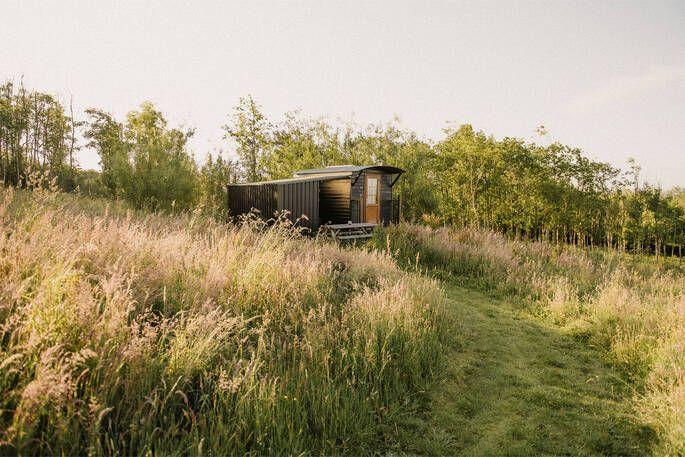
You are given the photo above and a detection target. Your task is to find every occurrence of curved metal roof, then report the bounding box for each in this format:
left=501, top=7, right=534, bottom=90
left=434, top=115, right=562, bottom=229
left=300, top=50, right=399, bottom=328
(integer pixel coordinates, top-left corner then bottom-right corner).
left=227, top=174, right=350, bottom=186
left=293, top=165, right=405, bottom=176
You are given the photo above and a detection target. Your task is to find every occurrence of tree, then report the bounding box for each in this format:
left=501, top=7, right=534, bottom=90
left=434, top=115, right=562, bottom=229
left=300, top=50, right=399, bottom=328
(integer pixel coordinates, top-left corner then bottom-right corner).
left=434, top=125, right=502, bottom=228
left=197, top=152, right=238, bottom=218
left=4, top=78, right=684, bottom=256
left=84, top=108, right=131, bottom=198
left=84, top=102, right=198, bottom=211
left=262, top=112, right=342, bottom=179
left=223, top=96, right=271, bottom=182
left=125, top=102, right=197, bottom=210
left=0, top=79, right=79, bottom=187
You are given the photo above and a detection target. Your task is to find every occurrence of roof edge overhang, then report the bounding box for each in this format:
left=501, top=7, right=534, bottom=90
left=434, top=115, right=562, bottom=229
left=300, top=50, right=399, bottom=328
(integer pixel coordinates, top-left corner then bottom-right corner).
left=294, top=165, right=405, bottom=176
left=227, top=173, right=352, bottom=186
left=360, top=165, right=405, bottom=175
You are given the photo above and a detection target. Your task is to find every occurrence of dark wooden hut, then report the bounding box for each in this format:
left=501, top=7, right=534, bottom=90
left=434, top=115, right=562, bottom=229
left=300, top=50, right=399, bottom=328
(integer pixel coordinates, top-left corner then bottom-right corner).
left=227, top=165, right=404, bottom=233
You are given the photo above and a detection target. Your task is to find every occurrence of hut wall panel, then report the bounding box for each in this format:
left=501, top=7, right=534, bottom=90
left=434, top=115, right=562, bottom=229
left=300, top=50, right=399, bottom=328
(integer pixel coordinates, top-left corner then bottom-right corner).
left=276, top=181, right=319, bottom=229
left=350, top=172, right=364, bottom=223
left=227, top=184, right=277, bottom=221
left=380, top=174, right=393, bottom=224
left=319, top=178, right=351, bottom=224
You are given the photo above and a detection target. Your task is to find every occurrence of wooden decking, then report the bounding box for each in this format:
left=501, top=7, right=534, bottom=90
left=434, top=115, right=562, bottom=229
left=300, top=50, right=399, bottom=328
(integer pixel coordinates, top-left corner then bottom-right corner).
left=320, top=223, right=377, bottom=240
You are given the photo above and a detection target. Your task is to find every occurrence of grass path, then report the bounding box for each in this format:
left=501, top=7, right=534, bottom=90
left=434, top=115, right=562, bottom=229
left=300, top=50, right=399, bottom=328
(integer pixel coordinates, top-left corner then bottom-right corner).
left=399, top=282, right=653, bottom=456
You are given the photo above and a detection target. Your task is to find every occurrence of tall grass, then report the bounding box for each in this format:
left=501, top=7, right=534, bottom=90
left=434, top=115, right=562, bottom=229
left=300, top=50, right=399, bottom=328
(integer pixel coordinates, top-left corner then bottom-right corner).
left=0, top=189, right=448, bottom=455
left=375, top=223, right=685, bottom=455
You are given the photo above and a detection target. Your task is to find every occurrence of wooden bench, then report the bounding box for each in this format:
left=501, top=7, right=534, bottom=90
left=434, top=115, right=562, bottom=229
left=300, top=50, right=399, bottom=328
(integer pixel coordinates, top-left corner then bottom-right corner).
left=320, top=223, right=377, bottom=240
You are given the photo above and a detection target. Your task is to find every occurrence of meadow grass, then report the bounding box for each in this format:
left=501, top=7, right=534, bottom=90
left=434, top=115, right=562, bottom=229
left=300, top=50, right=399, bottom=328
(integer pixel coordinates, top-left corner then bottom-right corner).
left=0, top=189, right=448, bottom=455
left=374, top=223, right=685, bottom=455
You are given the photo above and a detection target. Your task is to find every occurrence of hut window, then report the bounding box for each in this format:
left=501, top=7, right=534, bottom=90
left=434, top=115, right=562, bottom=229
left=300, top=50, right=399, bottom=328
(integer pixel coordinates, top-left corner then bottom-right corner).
left=366, top=177, right=378, bottom=204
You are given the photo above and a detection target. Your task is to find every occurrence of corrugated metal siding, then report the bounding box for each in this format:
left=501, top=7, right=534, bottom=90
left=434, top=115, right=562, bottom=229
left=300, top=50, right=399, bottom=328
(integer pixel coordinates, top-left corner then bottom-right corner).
left=276, top=180, right=319, bottom=229
left=319, top=178, right=351, bottom=224
left=227, top=184, right=277, bottom=220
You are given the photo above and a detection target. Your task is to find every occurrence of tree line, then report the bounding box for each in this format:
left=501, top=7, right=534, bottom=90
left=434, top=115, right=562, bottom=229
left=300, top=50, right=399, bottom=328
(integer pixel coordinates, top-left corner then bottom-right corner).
left=0, top=80, right=79, bottom=189
left=1, top=80, right=683, bottom=256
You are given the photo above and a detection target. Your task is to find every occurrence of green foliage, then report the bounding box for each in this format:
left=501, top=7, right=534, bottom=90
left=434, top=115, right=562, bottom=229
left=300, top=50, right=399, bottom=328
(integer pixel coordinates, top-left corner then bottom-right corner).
left=72, top=169, right=109, bottom=197
left=83, top=108, right=131, bottom=198
left=125, top=102, right=197, bottom=210
left=222, top=95, right=271, bottom=182
left=435, top=125, right=501, bottom=226
left=196, top=153, right=238, bottom=218
left=2, top=79, right=682, bottom=254
left=256, top=113, right=684, bottom=254
left=670, top=187, right=685, bottom=208
left=259, top=114, right=439, bottom=219
left=85, top=102, right=198, bottom=211
left=0, top=80, right=79, bottom=188
left=430, top=126, right=683, bottom=256
left=262, top=112, right=346, bottom=179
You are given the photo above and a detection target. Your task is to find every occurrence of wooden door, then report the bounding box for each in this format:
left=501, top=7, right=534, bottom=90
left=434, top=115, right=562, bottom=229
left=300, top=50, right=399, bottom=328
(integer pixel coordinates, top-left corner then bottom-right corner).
left=364, top=174, right=380, bottom=224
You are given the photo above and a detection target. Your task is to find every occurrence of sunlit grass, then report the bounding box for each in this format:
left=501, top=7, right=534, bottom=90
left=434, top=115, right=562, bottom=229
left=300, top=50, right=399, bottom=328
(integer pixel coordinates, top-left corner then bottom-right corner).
left=375, top=223, right=685, bottom=455
left=0, top=189, right=448, bottom=455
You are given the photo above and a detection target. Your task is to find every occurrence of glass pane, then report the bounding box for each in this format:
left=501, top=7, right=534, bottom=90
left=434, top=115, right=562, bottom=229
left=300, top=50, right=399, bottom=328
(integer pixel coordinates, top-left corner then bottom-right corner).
left=366, top=178, right=378, bottom=205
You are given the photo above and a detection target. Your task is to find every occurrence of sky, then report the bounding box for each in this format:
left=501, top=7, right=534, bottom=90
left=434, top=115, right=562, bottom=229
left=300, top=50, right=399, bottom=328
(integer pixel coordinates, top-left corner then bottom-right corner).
left=2, top=0, right=684, bottom=187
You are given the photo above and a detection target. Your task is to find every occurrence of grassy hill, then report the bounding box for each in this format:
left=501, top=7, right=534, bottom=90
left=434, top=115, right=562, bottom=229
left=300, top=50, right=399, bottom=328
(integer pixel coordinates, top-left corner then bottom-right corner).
left=374, top=224, right=685, bottom=455
left=0, top=188, right=448, bottom=455
left=2, top=188, right=684, bottom=455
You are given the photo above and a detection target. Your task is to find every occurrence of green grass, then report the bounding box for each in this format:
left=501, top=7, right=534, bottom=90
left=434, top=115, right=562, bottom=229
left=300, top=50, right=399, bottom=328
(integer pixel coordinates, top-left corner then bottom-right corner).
left=399, top=283, right=653, bottom=456
left=374, top=223, right=684, bottom=455
left=3, top=189, right=682, bottom=455
left=0, top=189, right=449, bottom=456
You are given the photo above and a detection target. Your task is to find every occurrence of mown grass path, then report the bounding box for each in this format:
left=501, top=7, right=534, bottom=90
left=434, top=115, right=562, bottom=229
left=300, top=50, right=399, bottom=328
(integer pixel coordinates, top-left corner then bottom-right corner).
left=400, top=282, right=653, bottom=456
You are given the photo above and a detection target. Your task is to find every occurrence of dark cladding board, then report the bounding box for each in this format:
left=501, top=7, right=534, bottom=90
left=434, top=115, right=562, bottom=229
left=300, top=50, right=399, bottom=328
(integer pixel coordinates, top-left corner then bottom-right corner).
left=350, top=172, right=364, bottom=223
left=227, top=184, right=277, bottom=220
left=319, top=178, right=351, bottom=224
left=380, top=174, right=393, bottom=223
left=276, top=180, right=319, bottom=230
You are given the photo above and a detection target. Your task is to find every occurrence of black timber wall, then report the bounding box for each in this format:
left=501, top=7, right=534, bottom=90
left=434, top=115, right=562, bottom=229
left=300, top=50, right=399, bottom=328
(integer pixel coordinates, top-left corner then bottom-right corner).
left=276, top=180, right=319, bottom=230
left=319, top=178, right=351, bottom=224
left=350, top=172, right=364, bottom=223
left=380, top=174, right=393, bottom=224
left=227, top=184, right=277, bottom=220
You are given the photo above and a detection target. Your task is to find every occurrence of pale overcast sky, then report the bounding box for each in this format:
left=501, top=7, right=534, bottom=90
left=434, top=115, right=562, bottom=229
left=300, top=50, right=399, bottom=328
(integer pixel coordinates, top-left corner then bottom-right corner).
left=2, top=0, right=684, bottom=187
